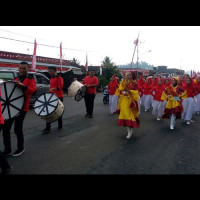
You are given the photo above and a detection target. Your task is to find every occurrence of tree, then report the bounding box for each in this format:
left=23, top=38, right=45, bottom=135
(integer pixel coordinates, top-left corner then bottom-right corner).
left=96, top=56, right=122, bottom=90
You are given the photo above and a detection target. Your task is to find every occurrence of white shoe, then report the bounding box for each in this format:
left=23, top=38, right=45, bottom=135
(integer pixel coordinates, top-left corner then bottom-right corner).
left=126, top=128, right=133, bottom=139
left=196, top=112, right=199, bottom=115
left=170, top=125, right=174, bottom=130
left=186, top=121, right=190, bottom=125
left=145, top=109, right=148, bottom=112
left=157, top=117, right=161, bottom=121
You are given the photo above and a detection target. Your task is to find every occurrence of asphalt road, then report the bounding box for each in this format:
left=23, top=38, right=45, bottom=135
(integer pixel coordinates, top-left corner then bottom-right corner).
left=1, top=93, right=200, bottom=174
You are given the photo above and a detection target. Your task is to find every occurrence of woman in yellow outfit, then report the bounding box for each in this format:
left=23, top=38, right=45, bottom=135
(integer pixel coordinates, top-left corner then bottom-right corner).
left=115, top=71, right=139, bottom=139
left=161, top=77, right=187, bottom=130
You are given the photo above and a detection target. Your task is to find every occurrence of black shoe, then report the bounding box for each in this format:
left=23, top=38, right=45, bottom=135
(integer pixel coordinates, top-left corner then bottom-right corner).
left=42, top=128, right=50, bottom=133
left=58, top=126, right=62, bottom=130
left=12, top=149, right=25, bottom=157
left=2, top=150, right=12, bottom=156
left=1, top=167, right=11, bottom=175
left=88, top=115, right=93, bottom=118
left=85, top=113, right=89, bottom=117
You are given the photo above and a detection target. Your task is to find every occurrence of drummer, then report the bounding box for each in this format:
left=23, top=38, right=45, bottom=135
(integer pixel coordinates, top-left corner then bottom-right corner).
left=83, top=69, right=99, bottom=118
left=1, top=61, right=36, bottom=157
left=42, top=66, right=64, bottom=133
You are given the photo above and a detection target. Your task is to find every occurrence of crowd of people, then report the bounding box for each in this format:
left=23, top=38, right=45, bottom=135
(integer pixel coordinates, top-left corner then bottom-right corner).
left=1, top=62, right=200, bottom=175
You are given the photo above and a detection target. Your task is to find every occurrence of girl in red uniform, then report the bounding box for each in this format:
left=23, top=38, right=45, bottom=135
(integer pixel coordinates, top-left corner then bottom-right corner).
left=150, top=79, right=165, bottom=121
left=140, top=78, right=153, bottom=112
left=181, top=77, right=197, bottom=125
left=194, top=77, right=200, bottom=114
left=107, top=75, right=118, bottom=114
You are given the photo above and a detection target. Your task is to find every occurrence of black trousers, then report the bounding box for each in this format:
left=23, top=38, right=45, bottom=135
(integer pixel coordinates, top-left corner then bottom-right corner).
left=2, top=111, right=27, bottom=151
left=0, top=150, right=10, bottom=171
left=84, top=94, right=96, bottom=116
left=46, top=97, right=63, bottom=129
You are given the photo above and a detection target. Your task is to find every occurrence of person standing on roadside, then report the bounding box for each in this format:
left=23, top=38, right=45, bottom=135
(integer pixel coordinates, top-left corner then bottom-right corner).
left=83, top=69, right=99, bottom=118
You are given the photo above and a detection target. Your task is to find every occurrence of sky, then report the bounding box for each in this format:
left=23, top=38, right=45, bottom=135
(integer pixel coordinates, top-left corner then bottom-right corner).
left=0, top=26, right=200, bottom=72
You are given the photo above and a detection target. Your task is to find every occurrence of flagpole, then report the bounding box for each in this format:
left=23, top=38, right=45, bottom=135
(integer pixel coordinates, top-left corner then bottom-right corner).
left=130, top=31, right=140, bottom=71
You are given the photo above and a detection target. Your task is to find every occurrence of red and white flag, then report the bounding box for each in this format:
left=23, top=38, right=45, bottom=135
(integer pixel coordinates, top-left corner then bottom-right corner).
left=31, top=39, right=37, bottom=72
left=134, top=38, right=139, bottom=46
left=60, top=42, right=62, bottom=72
left=84, top=53, right=88, bottom=71
left=100, top=64, right=103, bottom=75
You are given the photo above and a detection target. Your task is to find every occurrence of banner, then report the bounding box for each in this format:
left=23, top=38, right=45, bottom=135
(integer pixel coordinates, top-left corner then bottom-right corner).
left=31, top=39, right=37, bottom=71
left=84, top=53, right=88, bottom=71
left=60, top=42, right=62, bottom=72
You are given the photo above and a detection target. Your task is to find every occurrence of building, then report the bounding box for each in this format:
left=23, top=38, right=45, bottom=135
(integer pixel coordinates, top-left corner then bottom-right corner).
left=0, top=50, right=83, bottom=92
left=0, top=50, right=82, bottom=74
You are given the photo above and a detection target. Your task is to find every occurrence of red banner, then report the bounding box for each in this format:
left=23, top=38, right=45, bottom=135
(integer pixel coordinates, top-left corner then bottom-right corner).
left=31, top=39, right=37, bottom=72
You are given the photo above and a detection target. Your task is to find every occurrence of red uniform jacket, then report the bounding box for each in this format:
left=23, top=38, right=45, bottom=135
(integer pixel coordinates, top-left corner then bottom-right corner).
left=50, top=75, right=64, bottom=98
left=150, top=85, right=165, bottom=102
left=141, top=83, right=153, bottom=95
left=183, top=84, right=198, bottom=97
left=14, top=75, right=37, bottom=112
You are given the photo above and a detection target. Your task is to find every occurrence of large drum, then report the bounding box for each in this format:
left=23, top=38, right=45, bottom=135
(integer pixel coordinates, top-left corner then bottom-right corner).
left=33, top=92, right=64, bottom=122
left=68, top=80, right=87, bottom=102
left=1, top=81, right=25, bottom=120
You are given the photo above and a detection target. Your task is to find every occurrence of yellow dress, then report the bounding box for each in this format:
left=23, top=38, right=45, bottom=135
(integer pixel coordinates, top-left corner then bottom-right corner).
left=161, top=84, right=187, bottom=119
left=115, top=79, right=139, bottom=128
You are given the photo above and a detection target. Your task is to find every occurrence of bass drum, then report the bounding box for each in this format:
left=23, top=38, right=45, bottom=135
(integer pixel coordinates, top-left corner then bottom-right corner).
left=68, top=80, right=87, bottom=102
left=33, top=92, right=64, bottom=122
left=1, top=81, right=25, bottom=121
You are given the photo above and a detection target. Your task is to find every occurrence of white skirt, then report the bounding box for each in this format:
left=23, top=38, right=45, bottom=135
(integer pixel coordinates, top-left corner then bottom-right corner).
left=109, top=94, right=118, bottom=113
left=181, top=97, right=194, bottom=121
left=194, top=93, right=200, bottom=112
left=142, top=94, right=153, bottom=110
left=152, top=100, right=165, bottom=117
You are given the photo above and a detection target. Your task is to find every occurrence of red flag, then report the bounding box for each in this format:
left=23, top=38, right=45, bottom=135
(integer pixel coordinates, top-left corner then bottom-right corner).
left=31, top=39, right=37, bottom=72
left=84, top=54, right=88, bottom=71
left=134, top=38, right=139, bottom=46
left=60, top=42, right=62, bottom=72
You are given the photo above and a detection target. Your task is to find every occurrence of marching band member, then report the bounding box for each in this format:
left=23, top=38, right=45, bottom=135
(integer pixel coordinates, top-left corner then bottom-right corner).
left=140, top=77, right=153, bottom=112
left=83, top=69, right=99, bottom=118
left=150, top=78, right=165, bottom=121
left=107, top=75, right=119, bottom=114
left=181, top=77, right=197, bottom=125
left=42, top=66, right=64, bottom=133
left=115, top=71, right=139, bottom=139
left=161, top=77, right=187, bottom=130
left=194, top=76, right=200, bottom=115
left=2, top=62, right=36, bottom=156
left=0, top=86, right=11, bottom=174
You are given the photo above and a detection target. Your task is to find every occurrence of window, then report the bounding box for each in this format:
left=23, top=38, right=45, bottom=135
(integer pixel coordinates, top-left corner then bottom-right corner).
left=35, top=74, right=49, bottom=84
left=0, top=72, right=14, bottom=80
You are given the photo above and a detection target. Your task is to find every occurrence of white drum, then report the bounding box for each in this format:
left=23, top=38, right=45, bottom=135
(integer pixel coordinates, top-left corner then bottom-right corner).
left=33, top=92, right=64, bottom=122
left=68, top=80, right=87, bottom=102
left=1, top=81, right=25, bottom=120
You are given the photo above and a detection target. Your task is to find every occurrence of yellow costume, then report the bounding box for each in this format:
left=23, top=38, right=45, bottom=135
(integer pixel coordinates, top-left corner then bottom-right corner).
left=115, top=79, right=139, bottom=128
left=161, top=83, right=187, bottom=119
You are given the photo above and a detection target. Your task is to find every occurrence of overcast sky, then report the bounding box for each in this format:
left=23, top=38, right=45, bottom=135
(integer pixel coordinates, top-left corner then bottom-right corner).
left=0, top=26, right=199, bottom=72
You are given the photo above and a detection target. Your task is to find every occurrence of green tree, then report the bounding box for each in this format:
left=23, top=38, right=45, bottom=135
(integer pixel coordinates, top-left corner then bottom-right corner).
left=96, top=56, right=122, bottom=90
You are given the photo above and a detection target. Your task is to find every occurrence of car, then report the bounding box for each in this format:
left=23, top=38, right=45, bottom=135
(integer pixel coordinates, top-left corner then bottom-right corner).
left=0, top=69, right=50, bottom=105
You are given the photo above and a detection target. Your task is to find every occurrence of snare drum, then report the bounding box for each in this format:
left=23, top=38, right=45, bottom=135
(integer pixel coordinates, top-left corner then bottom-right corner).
left=68, top=80, right=86, bottom=102
left=33, top=92, right=64, bottom=122
left=1, top=81, right=25, bottom=120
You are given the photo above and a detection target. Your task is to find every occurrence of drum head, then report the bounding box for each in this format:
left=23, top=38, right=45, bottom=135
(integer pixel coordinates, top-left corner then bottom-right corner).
left=1, top=81, right=25, bottom=120
left=74, top=88, right=86, bottom=102
left=33, top=92, right=58, bottom=116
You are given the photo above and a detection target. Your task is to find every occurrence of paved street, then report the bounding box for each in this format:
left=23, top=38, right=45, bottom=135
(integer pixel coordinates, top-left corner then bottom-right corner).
left=1, top=93, right=200, bottom=174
